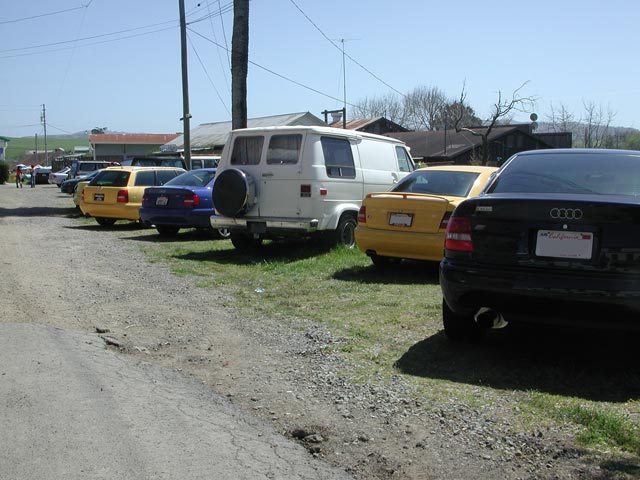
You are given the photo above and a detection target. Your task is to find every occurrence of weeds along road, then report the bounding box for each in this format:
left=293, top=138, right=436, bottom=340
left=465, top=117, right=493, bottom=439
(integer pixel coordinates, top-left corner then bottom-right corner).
left=0, top=182, right=633, bottom=480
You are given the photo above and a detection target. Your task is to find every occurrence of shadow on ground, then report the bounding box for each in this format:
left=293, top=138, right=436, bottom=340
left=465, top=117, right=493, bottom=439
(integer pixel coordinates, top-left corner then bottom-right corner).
left=396, top=324, right=640, bottom=402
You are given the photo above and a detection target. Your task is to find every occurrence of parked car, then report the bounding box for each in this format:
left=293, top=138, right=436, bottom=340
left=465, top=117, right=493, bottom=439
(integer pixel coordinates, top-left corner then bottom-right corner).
left=60, top=169, right=101, bottom=194
left=355, top=165, right=497, bottom=267
left=139, top=168, right=230, bottom=238
left=440, top=148, right=640, bottom=341
left=49, top=166, right=70, bottom=186
left=210, top=126, right=415, bottom=249
left=68, top=160, right=115, bottom=179
left=73, top=176, right=95, bottom=208
left=121, top=156, right=187, bottom=169
left=80, top=166, right=185, bottom=226
left=34, top=167, right=52, bottom=184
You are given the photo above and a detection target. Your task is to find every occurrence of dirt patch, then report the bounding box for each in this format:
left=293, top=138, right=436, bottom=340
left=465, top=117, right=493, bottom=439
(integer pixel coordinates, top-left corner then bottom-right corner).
left=1, top=183, right=637, bottom=479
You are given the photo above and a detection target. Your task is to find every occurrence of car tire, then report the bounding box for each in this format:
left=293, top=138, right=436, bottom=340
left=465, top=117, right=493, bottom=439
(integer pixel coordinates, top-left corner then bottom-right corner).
left=331, top=214, right=357, bottom=248
left=230, top=234, right=263, bottom=251
left=442, top=299, right=485, bottom=342
left=157, top=225, right=180, bottom=236
left=95, top=217, right=117, bottom=227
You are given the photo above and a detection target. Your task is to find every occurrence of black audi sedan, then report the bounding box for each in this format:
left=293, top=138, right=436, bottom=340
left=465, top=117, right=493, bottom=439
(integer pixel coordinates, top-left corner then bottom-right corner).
left=440, top=149, right=640, bottom=341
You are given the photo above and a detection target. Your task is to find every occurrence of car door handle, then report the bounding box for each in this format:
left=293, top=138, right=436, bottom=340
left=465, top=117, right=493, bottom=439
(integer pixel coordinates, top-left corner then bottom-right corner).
left=262, top=172, right=274, bottom=178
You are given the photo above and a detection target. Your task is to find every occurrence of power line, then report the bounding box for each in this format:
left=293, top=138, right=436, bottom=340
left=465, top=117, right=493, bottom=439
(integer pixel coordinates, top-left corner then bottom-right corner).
left=288, top=0, right=405, bottom=98
left=0, top=4, right=88, bottom=25
left=188, top=28, right=358, bottom=108
left=0, top=25, right=177, bottom=59
left=0, top=19, right=178, bottom=54
left=187, top=32, right=231, bottom=116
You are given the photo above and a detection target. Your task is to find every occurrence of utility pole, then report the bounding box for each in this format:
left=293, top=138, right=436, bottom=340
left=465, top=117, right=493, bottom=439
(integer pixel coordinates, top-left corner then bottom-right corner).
left=341, top=39, right=347, bottom=122
left=41, top=104, right=48, bottom=166
left=178, top=0, right=192, bottom=170
left=35, top=133, right=38, bottom=164
left=231, top=0, right=249, bottom=129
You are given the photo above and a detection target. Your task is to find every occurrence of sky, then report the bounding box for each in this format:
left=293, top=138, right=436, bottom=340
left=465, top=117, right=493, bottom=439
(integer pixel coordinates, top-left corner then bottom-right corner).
left=1, top=0, right=639, bottom=140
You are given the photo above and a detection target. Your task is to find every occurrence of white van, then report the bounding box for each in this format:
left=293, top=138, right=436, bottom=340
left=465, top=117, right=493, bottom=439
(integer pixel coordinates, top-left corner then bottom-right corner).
left=211, top=126, right=414, bottom=249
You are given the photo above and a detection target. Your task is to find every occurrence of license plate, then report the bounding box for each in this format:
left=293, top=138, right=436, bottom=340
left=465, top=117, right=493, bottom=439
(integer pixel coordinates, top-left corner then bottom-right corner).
left=535, top=230, right=593, bottom=259
left=94, top=193, right=104, bottom=202
left=156, top=196, right=168, bottom=206
left=389, top=213, right=413, bottom=227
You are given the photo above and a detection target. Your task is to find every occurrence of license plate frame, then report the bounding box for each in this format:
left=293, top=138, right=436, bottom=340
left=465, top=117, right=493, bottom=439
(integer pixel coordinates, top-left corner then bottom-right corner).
left=156, top=196, right=169, bottom=206
left=535, top=230, right=593, bottom=259
left=94, top=193, right=104, bottom=202
left=388, top=212, right=413, bottom=227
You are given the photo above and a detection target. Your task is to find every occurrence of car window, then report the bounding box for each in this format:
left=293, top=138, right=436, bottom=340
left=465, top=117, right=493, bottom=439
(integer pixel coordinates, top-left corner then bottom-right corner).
left=395, top=146, right=414, bottom=172
left=91, top=170, right=130, bottom=187
left=266, top=134, right=302, bottom=165
left=156, top=170, right=182, bottom=185
left=321, top=136, right=355, bottom=178
left=166, top=170, right=216, bottom=187
left=393, top=170, right=481, bottom=197
left=134, top=171, right=156, bottom=186
left=489, top=152, right=640, bottom=196
left=231, top=136, right=264, bottom=165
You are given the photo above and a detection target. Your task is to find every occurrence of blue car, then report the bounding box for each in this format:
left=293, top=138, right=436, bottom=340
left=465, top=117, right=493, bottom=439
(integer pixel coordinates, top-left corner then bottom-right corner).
left=140, top=168, right=230, bottom=238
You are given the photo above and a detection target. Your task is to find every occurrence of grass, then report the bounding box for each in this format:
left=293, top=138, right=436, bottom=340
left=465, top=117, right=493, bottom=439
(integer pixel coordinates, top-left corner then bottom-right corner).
left=138, top=234, right=640, bottom=459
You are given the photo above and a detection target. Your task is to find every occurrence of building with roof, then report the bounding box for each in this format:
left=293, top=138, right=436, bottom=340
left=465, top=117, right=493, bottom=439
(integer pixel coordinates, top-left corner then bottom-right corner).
left=89, top=133, right=180, bottom=163
left=163, top=112, right=326, bottom=154
left=386, top=124, right=571, bottom=166
left=0, top=136, right=10, bottom=162
left=328, top=116, right=409, bottom=135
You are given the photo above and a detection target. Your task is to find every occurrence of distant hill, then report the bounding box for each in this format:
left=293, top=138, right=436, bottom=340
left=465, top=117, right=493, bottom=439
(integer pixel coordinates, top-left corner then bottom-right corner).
left=3, top=135, right=90, bottom=163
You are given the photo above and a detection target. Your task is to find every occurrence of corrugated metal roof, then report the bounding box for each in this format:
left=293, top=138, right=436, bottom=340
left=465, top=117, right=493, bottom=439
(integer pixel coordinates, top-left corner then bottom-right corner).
left=89, top=133, right=179, bottom=145
left=167, top=112, right=326, bottom=149
left=329, top=117, right=381, bottom=130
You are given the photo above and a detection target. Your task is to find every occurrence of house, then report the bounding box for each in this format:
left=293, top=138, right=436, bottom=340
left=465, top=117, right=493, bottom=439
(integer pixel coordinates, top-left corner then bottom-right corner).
left=386, top=124, right=569, bottom=165
left=89, top=133, right=180, bottom=163
left=0, top=136, right=10, bottom=162
left=328, top=116, right=409, bottom=135
left=163, top=112, right=327, bottom=154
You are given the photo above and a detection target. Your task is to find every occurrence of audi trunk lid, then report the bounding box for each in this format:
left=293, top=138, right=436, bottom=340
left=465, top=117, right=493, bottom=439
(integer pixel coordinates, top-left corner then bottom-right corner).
left=454, top=194, right=640, bottom=273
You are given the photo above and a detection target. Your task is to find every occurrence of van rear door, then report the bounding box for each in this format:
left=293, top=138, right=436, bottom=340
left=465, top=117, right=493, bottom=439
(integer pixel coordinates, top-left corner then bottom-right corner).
left=228, top=133, right=303, bottom=218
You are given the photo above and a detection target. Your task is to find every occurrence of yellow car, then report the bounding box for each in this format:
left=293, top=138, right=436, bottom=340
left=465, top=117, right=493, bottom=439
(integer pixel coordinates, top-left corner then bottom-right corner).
left=80, top=166, right=185, bottom=226
left=355, top=165, right=497, bottom=266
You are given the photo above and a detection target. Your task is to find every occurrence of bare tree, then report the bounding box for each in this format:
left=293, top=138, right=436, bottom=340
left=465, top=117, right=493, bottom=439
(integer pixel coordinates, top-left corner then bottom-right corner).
left=231, top=0, right=249, bottom=129
left=403, top=86, right=447, bottom=131
left=352, top=92, right=407, bottom=127
left=546, top=102, right=576, bottom=133
left=452, top=82, right=536, bottom=165
left=582, top=100, right=616, bottom=148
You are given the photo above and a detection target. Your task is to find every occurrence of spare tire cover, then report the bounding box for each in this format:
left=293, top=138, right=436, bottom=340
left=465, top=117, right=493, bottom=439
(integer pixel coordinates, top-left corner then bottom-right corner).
left=213, top=168, right=255, bottom=217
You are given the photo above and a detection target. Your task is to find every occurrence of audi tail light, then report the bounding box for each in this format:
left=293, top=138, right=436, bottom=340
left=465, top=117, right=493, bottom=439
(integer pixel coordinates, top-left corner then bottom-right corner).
left=183, top=193, right=200, bottom=207
left=445, top=216, right=473, bottom=252
left=357, top=205, right=366, bottom=224
left=117, top=190, right=129, bottom=203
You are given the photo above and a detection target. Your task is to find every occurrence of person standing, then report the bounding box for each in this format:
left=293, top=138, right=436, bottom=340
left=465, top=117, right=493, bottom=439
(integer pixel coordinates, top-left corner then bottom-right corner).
left=30, top=164, right=36, bottom=188
left=15, top=166, right=23, bottom=188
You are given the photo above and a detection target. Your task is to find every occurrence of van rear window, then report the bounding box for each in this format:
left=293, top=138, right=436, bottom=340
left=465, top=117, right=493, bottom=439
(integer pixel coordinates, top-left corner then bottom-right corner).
left=267, top=134, right=302, bottom=165
left=321, top=137, right=355, bottom=178
left=231, top=136, right=264, bottom=165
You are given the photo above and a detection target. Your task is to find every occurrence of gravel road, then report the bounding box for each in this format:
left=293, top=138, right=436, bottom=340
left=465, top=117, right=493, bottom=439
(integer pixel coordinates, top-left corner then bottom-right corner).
left=0, top=182, right=636, bottom=480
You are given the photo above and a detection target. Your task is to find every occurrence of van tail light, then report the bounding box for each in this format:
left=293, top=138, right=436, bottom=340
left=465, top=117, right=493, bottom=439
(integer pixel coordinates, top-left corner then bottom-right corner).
left=300, top=184, right=311, bottom=198
left=439, top=211, right=452, bottom=230
left=183, top=193, right=200, bottom=207
left=444, top=216, right=473, bottom=252
left=319, top=188, right=327, bottom=196
left=117, top=190, right=129, bottom=203
left=357, top=205, right=366, bottom=224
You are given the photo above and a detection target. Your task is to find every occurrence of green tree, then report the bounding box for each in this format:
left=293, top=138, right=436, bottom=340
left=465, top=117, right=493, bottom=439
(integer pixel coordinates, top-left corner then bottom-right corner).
left=625, top=133, right=640, bottom=151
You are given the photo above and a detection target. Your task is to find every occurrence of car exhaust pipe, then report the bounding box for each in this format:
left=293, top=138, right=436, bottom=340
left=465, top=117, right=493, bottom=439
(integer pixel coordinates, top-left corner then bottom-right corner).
left=474, top=307, right=508, bottom=329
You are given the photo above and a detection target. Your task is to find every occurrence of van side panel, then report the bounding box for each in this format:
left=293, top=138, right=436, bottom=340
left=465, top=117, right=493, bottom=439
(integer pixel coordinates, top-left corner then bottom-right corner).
left=357, top=140, right=401, bottom=194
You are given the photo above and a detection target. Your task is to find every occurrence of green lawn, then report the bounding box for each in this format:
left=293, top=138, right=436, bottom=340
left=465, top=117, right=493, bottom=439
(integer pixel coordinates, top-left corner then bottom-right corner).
left=3, top=136, right=89, bottom=163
